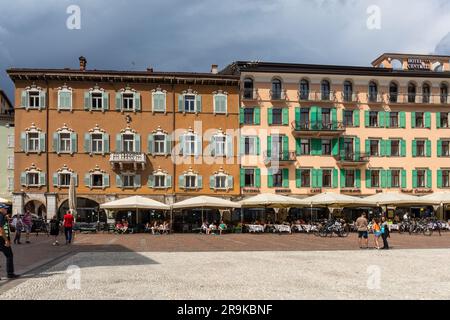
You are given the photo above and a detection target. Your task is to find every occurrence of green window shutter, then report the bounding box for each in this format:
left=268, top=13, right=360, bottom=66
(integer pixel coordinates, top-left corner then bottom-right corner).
left=282, top=108, right=289, bottom=126
left=103, top=174, right=110, bottom=188
left=240, top=169, right=245, bottom=187
left=195, top=95, right=202, bottom=113
left=148, top=134, right=154, bottom=155
left=339, top=138, right=345, bottom=155
left=340, top=169, right=346, bottom=188
left=84, top=133, right=91, bottom=153
left=366, top=170, right=372, bottom=188
left=427, top=170, right=432, bottom=189
left=386, top=140, right=392, bottom=157
left=135, top=134, right=141, bottom=153
left=401, top=170, right=407, bottom=188
left=332, top=138, right=339, bottom=156
left=354, top=137, right=361, bottom=160
left=210, top=175, right=215, bottom=189
left=331, top=108, right=337, bottom=129
left=268, top=108, right=273, bottom=125
left=84, top=174, right=91, bottom=187
left=380, top=140, right=386, bottom=157
left=255, top=169, right=261, bottom=188
left=148, top=175, right=155, bottom=188
left=256, top=137, right=260, bottom=155
left=412, top=140, right=417, bottom=157
left=178, top=95, right=184, bottom=112
left=239, top=108, right=244, bottom=125
left=385, top=112, right=390, bottom=128
left=116, top=175, right=123, bottom=188
left=84, top=92, right=91, bottom=111
left=437, top=139, right=442, bottom=157
left=53, top=173, right=58, bottom=187
left=311, top=169, right=318, bottom=188
left=268, top=170, right=274, bottom=188
left=103, top=92, right=109, bottom=111
left=254, top=107, right=261, bottom=125
left=355, top=170, right=361, bottom=189
left=283, top=136, right=289, bottom=159
left=116, top=134, right=122, bottom=153
left=310, top=106, right=318, bottom=127
left=438, top=170, right=443, bottom=188
left=179, top=175, right=185, bottom=188
left=426, top=140, right=431, bottom=157
left=379, top=111, right=385, bottom=127
left=53, top=132, right=59, bottom=154
left=365, top=139, right=370, bottom=154
left=267, top=136, right=272, bottom=157
left=381, top=170, right=387, bottom=188
left=317, top=169, right=323, bottom=188
left=411, top=112, right=416, bottom=128
left=365, top=110, right=370, bottom=127
left=316, top=107, right=322, bottom=124
left=20, top=132, right=27, bottom=152
left=295, top=107, right=301, bottom=129
left=115, top=92, right=122, bottom=111
left=312, top=139, right=321, bottom=156
left=333, top=169, right=338, bottom=188
left=70, top=133, right=77, bottom=154
left=437, top=112, right=441, bottom=128
left=387, top=170, right=392, bottom=188
left=295, top=169, right=301, bottom=188
left=296, top=138, right=301, bottom=156
left=401, top=140, right=406, bottom=157
left=282, top=168, right=289, bottom=188
left=412, top=170, right=418, bottom=188
left=353, top=110, right=360, bottom=127
left=40, top=133, right=46, bottom=153
left=197, top=175, right=203, bottom=188
left=400, top=112, right=406, bottom=128
left=425, top=112, right=431, bottom=128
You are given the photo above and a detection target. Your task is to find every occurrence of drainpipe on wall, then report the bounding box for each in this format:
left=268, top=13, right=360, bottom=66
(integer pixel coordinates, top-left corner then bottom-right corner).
left=45, top=77, right=50, bottom=193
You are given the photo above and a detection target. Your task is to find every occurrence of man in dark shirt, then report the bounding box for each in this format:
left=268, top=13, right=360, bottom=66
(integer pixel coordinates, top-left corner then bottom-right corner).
left=0, top=204, right=19, bottom=279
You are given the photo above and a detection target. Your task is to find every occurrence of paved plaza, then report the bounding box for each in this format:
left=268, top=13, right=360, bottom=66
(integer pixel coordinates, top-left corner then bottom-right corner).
left=1, top=233, right=450, bottom=299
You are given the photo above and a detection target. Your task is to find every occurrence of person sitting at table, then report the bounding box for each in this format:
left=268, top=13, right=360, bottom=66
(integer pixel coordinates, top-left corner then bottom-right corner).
left=201, top=221, right=208, bottom=234
left=115, top=221, right=123, bottom=233
left=209, top=222, right=217, bottom=235
left=219, top=221, right=227, bottom=235
left=144, top=222, right=151, bottom=233
left=122, top=220, right=129, bottom=233
left=161, top=221, right=169, bottom=234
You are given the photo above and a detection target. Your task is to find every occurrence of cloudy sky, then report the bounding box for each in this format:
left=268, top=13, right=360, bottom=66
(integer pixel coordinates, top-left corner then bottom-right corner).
left=1, top=0, right=450, bottom=100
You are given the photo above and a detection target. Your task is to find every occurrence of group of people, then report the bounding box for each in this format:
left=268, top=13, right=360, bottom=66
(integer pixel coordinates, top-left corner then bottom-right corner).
left=145, top=221, right=170, bottom=235
left=201, top=221, right=227, bottom=235
left=115, top=219, right=130, bottom=234
left=355, top=213, right=390, bottom=250
left=10, top=210, right=33, bottom=245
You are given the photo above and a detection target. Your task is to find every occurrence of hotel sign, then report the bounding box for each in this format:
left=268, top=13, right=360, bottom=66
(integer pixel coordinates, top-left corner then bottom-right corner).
left=407, top=58, right=431, bottom=71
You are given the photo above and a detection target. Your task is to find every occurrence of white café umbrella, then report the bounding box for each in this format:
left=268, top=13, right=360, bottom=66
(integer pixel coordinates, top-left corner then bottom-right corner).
left=363, top=192, right=427, bottom=206
left=68, top=174, right=77, bottom=220
left=420, top=192, right=450, bottom=218
left=0, top=197, right=12, bottom=204
left=302, top=192, right=370, bottom=207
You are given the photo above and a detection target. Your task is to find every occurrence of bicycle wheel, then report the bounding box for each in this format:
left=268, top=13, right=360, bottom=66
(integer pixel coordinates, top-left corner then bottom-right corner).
left=319, top=228, right=328, bottom=238
left=423, top=227, right=433, bottom=236
left=339, top=226, right=350, bottom=238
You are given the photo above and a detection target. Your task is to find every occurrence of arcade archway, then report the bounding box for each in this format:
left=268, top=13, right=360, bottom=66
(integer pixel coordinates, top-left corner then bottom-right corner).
left=58, top=197, right=104, bottom=223
left=24, top=200, right=47, bottom=219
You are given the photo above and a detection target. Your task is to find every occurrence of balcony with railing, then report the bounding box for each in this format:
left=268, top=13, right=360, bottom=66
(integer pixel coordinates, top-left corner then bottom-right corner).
left=341, top=92, right=359, bottom=103
left=270, top=89, right=287, bottom=101
left=388, top=94, right=450, bottom=105
left=263, top=151, right=297, bottom=165
left=334, top=151, right=370, bottom=167
left=291, top=121, right=345, bottom=136
left=109, top=152, right=146, bottom=171
left=241, top=88, right=259, bottom=101
left=367, top=93, right=384, bottom=104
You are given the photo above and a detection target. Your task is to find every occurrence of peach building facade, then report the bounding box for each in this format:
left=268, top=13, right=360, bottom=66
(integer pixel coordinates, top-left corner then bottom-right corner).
left=222, top=54, right=450, bottom=199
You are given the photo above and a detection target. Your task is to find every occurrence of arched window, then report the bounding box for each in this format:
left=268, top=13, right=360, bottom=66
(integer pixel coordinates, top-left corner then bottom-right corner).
left=321, top=80, right=331, bottom=101
left=271, top=78, right=282, bottom=100
left=299, top=79, right=310, bottom=100
left=422, top=83, right=431, bottom=104
left=368, top=81, right=378, bottom=103
left=440, top=83, right=448, bottom=104
left=243, top=78, right=254, bottom=99
left=343, top=81, right=353, bottom=102
left=408, top=82, right=417, bottom=103
left=389, top=82, right=398, bottom=103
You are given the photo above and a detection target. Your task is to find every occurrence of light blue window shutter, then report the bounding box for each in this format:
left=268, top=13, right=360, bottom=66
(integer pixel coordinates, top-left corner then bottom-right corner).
left=148, top=175, right=155, bottom=188
left=116, top=175, right=122, bottom=188
left=73, top=173, right=78, bottom=187
left=195, top=135, right=202, bottom=157
left=84, top=133, right=91, bottom=153
left=135, top=134, right=141, bottom=152
left=134, top=92, right=141, bottom=111
left=134, top=174, right=141, bottom=188
left=210, top=175, right=215, bottom=189
left=115, top=92, right=122, bottom=111
left=165, top=134, right=172, bottom=156
left=103, top=174, right=110, bottom=188
left=103, top=134, right=110, bottom=154
left=116, top=134, right=122, bottom=153
left=179, top=175, right=185, bottom=188
left=20, top=172, right=27, bottom=186
left=210, top=136, right=216, bottom=156
left=70, top=133, right=77, bottom=154
left=226, top=135, right=233, bottom=158
left=166, top=175, right=172, bottom=188
left=197, top=175, right=203, bottom=188
left=21, top=91, right=28, bottom=108
left=227, top=176, right=233, bottom=189
left=20, top=132, right=27, bottom=152
left=148, top=134, right=154, bottom=155
left=84, top=174, right=91, bottom=187
left=196, top=95, right=202, bottom=113
left=39, top=172, right=46, bottom=187
left=84, top=92, right=91, bottom=111
left=214, top=95, right=219, bottom=114
left=179, top=135, right=185, bottom=155
left=178, top=95, right=184, bottom=112
left=53, top=173, right=58, bottom=187
left=39, top=91, right=46, bottom=109
left=40, top=132, right=46, bottom=152
left=102, top=92, right=109, bottom=111
left=53, top=132, right=59, bottom=154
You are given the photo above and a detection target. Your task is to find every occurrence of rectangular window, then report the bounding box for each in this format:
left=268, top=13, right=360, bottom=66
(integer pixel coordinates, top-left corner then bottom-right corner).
left=440, top=113, right=449, bottom=128
left=214, top=95, right=227, bottom=114
left=391, top=170, right=400, bottom=188
left=7, top=156, right=14, bottom=170
left=390, top=140, right=400, bottom=157
left=321, top=108, right=331, bottom=127
left=154, top=135, right=166, bottom=154
left=154, top=175, right=166, bottom=188
left=214, top=136, right=226, bottom=157
left=371, top=170, right=380, bottom=188
left=300, top=170, right=311, bottom=188
left=153, top=93, right=166, bottom=112
left=345, top=170, right=355, bottom=188
left=59, top=133, right=71, bottom=153
left=7, top=134, right=14, bottom=148
left=273, top=170, right=283, bottom=188
left=59, top=173, right=71, bottom=187
left=416, top=140, right=425, bottom=157
left=370, top=140, right=379, bottom=157
left=91, top=174, right=103, bottom=187
left=122, top=93, right=134, bottom=111
left=343, top=110, right=353, bottom=127
left=322, top=139, right=332, bottom=155
left=301, top=139, right=310, bottom=155
left=215, top=175, right=227, bottom=189
left=244, top=108, right=254, bottom=124
left=417, top=169, right=426, bottom=188
left=272, top=108, right=283, bottom=125
left=122, top=175, right=135, bottom=188
left=27, top=132, right=40, bottom=152
left=245, top=169, right=255, bottom=187
left=442, top=141, right=450, bottom=157
left=27, top=172, right=39, bottom=186
left=369, top=111, right=378, bottom=127
left=322, top=169, right=332, bottom=188
left=122, top=134, right=135, bottom=153
left=8, top=177, right=14, bottom=192
left=185, top=135, right=196, bottom=156
left=415, top=112, right=424, bottom=128
left=29, top=91, right=40, bottom=108
left=443, top=170, right=450, bottom=188
left=91, top=93, right=103, bottom=110
left=185, top=175, right=197, bottom=188
left=300, top=109, right=309, bottom=128
left=244, top=137, right=256, bottom=155
left=184, top=95, right=196, bottom=113
left=91, top=134, right=103, bottom=153
left=58, top=91, right=71, bottom=110
left=390, top=112, right=399, bottom=128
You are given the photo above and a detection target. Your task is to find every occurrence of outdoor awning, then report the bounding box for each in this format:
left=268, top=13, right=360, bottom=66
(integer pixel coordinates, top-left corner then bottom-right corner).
left=100, top=196, right=170, bottom=210
left=363, top=192, right=428, bottom=206
left=171, top=196, right=241, bottom=209
left=239, top=193, right=308, bottom=208
left=420, top=192, right=450, bottom=205
left=301, top=192, right=370, bottom=207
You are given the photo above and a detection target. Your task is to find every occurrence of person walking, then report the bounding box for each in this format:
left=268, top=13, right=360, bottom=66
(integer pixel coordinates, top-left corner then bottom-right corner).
left=381, top=216, right=390, bottom=250
left=22, top=210, right=33, bottom=244
left=355, top=213, right=369, bottom=249
left=49, top=215, right=61, bottom=246
left=372, top=218, right=382, bottom=250
left=0, top=204, right=19, bottom=280
left=12, top=214, right=23, bottom=245
left=63, top=211, right=75, bottom=245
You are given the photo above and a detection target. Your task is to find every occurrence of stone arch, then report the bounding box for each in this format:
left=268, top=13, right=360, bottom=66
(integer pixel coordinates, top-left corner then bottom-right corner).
left=24, top=199, right=47, bottom=219
left=57, top=197, right=103, bottom=223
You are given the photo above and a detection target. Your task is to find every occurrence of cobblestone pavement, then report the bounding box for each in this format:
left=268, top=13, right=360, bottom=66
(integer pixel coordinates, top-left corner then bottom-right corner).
left=1, top=249, right=449, bottom=300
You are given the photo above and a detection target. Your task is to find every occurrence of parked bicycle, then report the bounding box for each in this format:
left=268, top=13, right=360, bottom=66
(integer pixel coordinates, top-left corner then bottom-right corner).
left=318, top=219, right=349, bottom=238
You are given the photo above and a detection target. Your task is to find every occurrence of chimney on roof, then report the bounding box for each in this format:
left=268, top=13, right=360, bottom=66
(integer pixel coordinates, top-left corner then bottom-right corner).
left=79, top=56, right=87, bottom=71
left=211, top=64, right=218, bottom=74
